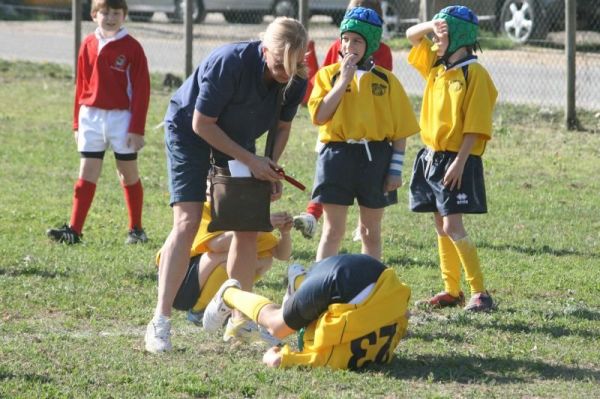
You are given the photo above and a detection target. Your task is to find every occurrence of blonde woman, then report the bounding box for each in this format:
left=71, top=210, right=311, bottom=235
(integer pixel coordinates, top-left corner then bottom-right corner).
left=145, top=17, right=308, bottom=353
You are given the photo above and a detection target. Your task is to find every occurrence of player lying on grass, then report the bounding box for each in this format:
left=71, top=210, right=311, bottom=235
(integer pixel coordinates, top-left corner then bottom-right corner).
left=203, top=254, right=411, bottom=369
left=145, top=204, right=293, bottom=353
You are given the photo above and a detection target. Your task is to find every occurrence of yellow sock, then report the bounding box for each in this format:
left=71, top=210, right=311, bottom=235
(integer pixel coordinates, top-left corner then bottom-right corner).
left=438, top=235, right=462, bottom=297
left=223, top=288, right=273, bottom=323
left=452, top=236, right=485, bottom=294
left=193, top=266, right=228, bottom=312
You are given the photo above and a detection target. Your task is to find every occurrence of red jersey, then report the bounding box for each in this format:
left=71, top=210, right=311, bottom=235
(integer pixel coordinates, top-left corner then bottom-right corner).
left=73, top=28, right=150, bottom=135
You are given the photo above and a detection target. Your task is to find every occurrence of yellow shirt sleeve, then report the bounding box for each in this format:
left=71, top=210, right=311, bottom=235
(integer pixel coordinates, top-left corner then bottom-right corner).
left=462, top=64, right=498, bottom=140
left=408, top=37, right=437, bottom=80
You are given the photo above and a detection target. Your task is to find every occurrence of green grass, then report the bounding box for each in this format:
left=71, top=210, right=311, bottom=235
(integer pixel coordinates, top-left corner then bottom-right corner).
left=1, top=59, right=599, bottom=398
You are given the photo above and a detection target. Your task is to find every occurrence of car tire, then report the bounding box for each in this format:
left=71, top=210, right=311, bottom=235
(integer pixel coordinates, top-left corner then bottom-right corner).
left=168, top=0, right=206, bottom=24
left=223, top=11, right=264, bottom=24
left=500, top=0, right=549, bottom=43
left=381, top=0, right=401, bottom=37
left=129, top=12, right=154, bottom=22
left=273, top=0, right=297, bottom=18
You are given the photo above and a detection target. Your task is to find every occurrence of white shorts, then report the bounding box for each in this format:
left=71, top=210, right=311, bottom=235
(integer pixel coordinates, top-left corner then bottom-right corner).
left=77, top=105, right=133, bottom=154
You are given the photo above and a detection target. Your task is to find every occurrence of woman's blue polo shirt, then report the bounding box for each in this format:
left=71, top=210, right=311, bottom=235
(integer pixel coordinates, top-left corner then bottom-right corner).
left=164, top=41, right=307, bottom=162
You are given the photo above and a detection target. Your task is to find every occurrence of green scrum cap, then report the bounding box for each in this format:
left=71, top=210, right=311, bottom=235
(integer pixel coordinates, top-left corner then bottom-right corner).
left=432, top=5, right=479, bottom=55
left=339, top=6, right=383, bottom=64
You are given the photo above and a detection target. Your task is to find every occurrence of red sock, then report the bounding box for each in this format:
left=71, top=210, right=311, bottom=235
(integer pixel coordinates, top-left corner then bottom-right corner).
left=69, top=179, right=96, bottom=235
left=306, top=201, right=323, bottom=220
left=123, top=179, right=144, bottom=230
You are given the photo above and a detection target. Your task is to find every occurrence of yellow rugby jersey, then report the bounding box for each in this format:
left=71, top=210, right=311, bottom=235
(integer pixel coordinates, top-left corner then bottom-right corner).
left=279, top=268, right=411, bottom=370
left=308, top=63, right=419, bottom=143
left=408, top=37, right=498, bottom=156
left=155, top=202, right=279, bottom=265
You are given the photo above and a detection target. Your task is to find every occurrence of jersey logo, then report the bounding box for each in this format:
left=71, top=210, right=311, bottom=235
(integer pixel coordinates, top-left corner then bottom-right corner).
left=111, top=55, right=128, bottom=72
left=371, top=83, right=387, bottom=96
left=456, top=192, right=469, bottom=205
left=449, top=80, right=464, bottom=92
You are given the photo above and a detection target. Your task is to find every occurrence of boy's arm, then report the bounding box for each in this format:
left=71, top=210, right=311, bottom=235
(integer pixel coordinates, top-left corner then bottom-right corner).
left=270, top=212, right=292, bottom=260
left=205, top=231, right=234, bottom=253
left=443, top=133, right=478, bottom=191
left=406, top=20, right=447, bottom=47
left=384, top=138, right=407, bottom=192
left=272, top=230, right=292, bottom=261
left=73, top=43, right=86, bottom=133
left=313, top=52, right=360, bottom=125
left=127, top=44, right=151, bottom=136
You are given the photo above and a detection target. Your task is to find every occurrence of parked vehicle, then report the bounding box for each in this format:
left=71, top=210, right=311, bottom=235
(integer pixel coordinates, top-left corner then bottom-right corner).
left=384, top=0, right=600, bottom=44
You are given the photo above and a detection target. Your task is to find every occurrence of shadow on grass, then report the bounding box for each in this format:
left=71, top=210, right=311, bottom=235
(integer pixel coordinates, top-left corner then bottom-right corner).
left=478, top=241, right=600, bottom=258
left=385, top=254, right=437, bottom=269
left=407, top=331, right=465, bottom=343
left=381, top=354, right=600, bottom=383
left=0, top=266, right=68, bottom=279
left=126, top=269, right=158, bottom=283
left=0, top=370, right=53, bottom=384
left=469, top=314, right=600, bottom=339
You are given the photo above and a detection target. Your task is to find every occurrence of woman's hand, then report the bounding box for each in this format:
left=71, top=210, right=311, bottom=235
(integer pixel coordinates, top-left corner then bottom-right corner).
left=247, top=155, right=283, bottom=182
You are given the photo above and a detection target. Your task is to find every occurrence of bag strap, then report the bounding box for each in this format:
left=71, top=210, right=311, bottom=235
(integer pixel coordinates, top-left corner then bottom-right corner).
left=264, top=86, right=285, bottom=159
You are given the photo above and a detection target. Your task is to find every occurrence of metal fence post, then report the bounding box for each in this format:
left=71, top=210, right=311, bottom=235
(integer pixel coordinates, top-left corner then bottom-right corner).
left=565, top=0, right=578, bottom=130
left=73, top=0, right=81, bottom=81
left=299, top=0, right=309, bottom=31
left=185, top=0, right=193, bottom=78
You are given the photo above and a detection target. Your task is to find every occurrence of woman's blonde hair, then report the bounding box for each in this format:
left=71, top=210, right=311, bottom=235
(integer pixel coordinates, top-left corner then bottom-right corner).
left=261, top=17, right=308, bottom=81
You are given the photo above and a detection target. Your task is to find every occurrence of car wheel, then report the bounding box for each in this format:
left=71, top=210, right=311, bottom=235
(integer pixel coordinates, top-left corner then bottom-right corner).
left=330, top=11, right=345, bottom=26
left=129, top=12, right=154, bottom=22
left=169, top=0, right=206, bottom=23
left=381, top=0, right=401, bottom=37
left=500, top=0, right=548, bottom=43
left=273, top=0, right=297, bottom=18
left=223, top=11, right=264, bottom=24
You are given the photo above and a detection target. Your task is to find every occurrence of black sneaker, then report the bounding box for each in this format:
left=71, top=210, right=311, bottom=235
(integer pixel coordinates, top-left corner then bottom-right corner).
left=47, top=224, right=81, bottom=244
left=126, top=227, right=148, bottom=244
left=464, top=291, right=494, bottom=312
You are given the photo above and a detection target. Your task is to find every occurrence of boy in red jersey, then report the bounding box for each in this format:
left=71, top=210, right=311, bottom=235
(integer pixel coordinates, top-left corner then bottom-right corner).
left=47, top=0, right=150, bottom=245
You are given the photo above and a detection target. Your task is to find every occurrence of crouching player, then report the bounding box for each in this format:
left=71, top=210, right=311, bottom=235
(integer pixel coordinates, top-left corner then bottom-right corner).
left=145, top=204, right=293, bottom=353
left=203, top=254, right=411, bottom=369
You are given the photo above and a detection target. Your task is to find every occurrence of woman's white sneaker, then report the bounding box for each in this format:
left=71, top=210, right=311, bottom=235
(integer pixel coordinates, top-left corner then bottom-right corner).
left=144, top=315, right=172, bottom=353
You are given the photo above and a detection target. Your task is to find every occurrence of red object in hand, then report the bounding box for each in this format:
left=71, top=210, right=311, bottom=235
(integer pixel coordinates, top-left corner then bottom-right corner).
left=273, top=167, right=305, bottom=191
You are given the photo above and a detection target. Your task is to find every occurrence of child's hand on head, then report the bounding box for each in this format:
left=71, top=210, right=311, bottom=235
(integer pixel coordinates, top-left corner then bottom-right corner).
left=432, top=19, right=448, bottom=39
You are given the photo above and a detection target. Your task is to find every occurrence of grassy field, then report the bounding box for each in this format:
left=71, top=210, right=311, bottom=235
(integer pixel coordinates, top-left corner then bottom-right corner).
left=1, top=60, right=599, bottom=398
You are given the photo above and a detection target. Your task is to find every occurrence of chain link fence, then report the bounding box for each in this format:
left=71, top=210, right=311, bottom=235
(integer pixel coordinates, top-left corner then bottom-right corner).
left=1, top=0, right=599, bottom=113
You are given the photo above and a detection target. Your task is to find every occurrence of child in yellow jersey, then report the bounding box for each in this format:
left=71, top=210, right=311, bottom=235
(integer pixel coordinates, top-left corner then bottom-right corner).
left=202, top=254, right=411, bottom=370
left=150, top=203, right=293, bottom=345
left=307, top=7, right=419, bottom=262
left=406, top=6, right=497, bottom=312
